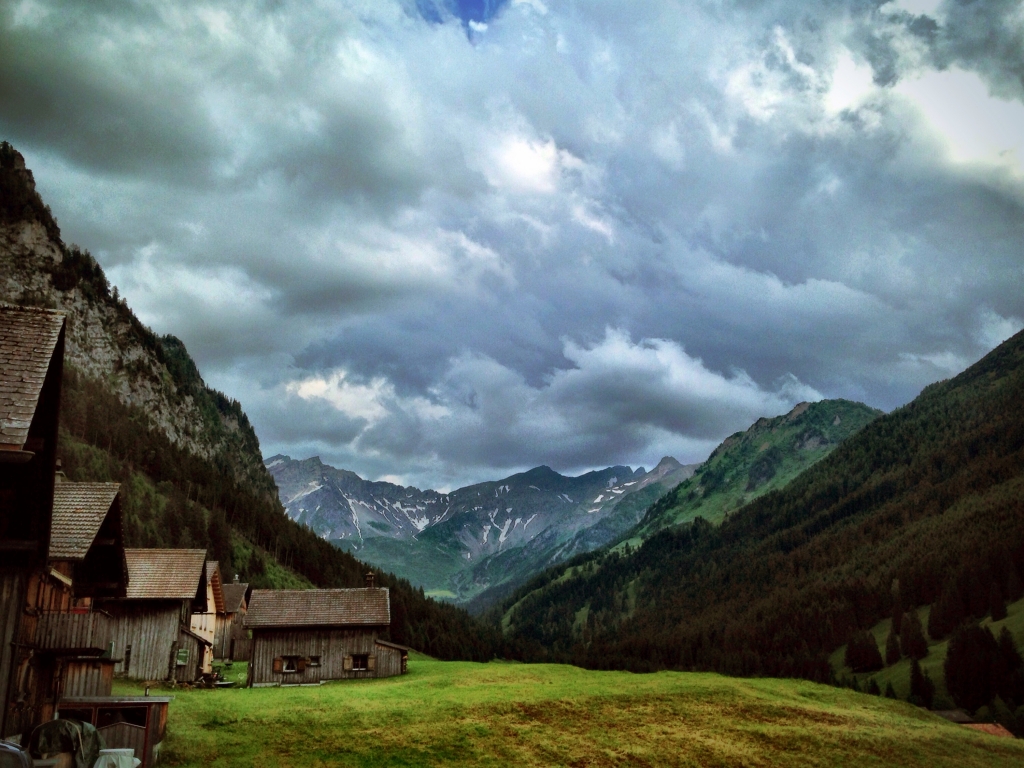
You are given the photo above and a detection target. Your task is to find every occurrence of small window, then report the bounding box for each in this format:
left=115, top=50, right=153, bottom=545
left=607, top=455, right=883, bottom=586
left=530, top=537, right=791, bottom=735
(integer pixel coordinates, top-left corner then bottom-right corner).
left=176, top=648, right=190, bottom=667
left=308, top=656, right=321, bottom=667
left=352, top=654, right=368, bottom=671
left=283, top=657, right=297, bottom=672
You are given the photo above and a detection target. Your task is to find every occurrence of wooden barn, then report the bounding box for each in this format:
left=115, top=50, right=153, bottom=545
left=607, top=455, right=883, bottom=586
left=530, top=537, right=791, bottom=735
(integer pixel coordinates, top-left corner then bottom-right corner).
left=0, top=305, right=66, bottom=740
left=190, top=560, right=224, bottom=674
left=245, top=576, right=408, bottom=687
left=214, top=579, right=250, bottom=662
left=99, top=549, right=210, bottom=682
left=33, top=480, right=128, bottom=710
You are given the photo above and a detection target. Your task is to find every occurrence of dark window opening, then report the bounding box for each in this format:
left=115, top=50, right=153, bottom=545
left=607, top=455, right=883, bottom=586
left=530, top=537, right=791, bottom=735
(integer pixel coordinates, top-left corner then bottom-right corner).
left=352, top=654, right=368, bottom=671
left=59, top=708, right=94, bottom=725
left=98, top=707, right=147, bottom=728
left=283, top=657, right=298, bottom=672
left=309, top=656, right=321, bottom=667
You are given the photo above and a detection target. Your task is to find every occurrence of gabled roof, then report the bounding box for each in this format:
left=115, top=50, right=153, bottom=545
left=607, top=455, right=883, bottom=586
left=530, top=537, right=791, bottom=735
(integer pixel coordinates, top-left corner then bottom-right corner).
left=0, top=305, right=65, bottom=450
left=49, top=482, right=120, bottom=561
left=124, top=549, right=206, bottom=600
left=245, top=588, right=390, bottom=629
left=205, top=560, right=225, bottom=613
left=221, top=583, right=248, bottom=614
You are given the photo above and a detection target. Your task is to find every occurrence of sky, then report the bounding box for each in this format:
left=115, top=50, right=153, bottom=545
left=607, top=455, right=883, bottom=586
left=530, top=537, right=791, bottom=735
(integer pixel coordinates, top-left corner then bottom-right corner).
left=2, top=0, right=1023, bottom=491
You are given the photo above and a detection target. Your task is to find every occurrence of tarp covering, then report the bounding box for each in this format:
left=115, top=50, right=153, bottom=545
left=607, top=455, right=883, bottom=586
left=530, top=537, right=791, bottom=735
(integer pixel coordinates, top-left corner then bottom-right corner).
left=28, top=719, right=104, bottom=768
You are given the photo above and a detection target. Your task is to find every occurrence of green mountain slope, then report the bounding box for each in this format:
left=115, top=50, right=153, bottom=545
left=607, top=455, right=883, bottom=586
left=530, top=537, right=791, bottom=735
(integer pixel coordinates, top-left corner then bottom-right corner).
left=499, top=328, right=1024, bottom=698
left=633, top=399, right=882, bottom=538
left=1, top=141, right=501, bottom=661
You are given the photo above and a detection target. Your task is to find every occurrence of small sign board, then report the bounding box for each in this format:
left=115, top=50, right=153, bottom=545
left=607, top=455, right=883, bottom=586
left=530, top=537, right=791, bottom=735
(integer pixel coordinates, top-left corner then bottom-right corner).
left=176, top=648, right=190, bottom=667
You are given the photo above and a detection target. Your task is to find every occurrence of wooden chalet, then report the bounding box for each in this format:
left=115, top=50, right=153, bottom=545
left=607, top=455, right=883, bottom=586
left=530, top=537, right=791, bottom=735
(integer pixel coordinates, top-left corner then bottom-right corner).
left=34, top=481, right=127, bottom=706
left=0, top=305, right=66, bottom=740
left=99, top=549, right=210, bottom=683
left=245, top=575, right=408, bottom=687
left=189, top=560, right=223, bottom=675
left=214, top=579, right=250, bottom=662
left=43, top=484, right=171, bottom=768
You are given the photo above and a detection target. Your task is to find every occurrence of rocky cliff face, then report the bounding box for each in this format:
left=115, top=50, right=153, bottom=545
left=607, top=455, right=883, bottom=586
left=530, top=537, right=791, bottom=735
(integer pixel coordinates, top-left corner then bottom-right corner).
left=0, top=142, right=275, bottom=500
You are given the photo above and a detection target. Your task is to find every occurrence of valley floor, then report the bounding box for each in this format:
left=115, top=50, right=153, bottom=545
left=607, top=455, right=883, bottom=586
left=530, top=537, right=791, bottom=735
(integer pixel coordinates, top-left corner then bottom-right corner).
left=116, top=657, right=1024, bottom=767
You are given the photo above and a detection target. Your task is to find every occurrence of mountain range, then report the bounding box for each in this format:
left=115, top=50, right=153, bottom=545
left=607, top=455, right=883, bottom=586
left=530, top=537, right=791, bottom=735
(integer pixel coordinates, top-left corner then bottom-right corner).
left=267, top=454, right=695, bottom=606
left=268, top=397, right=882, bottom=609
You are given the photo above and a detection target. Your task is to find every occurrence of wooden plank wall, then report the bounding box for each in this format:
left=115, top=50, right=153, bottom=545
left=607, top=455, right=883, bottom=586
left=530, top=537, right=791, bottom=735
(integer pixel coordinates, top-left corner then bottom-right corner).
left=99, top=722, right=147, bottom=765
left=250, top=628, right=403, bottom=685
left=211, top=613, right=250, bottom=661
left=35, top=612, right=113, bottom=651
left=172, top=631, right=202, bottom=683
left=104, top=602, right=181, bottom=680
left=373, top=643, right=404, bottom=678
left=62, top=660, right=114, bottom=698
left=0, top=571, right=24, bottom=737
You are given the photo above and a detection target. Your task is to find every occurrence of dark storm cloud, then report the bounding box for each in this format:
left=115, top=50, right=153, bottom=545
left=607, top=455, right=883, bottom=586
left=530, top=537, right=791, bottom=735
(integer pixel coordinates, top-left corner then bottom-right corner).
left=3, top=0, right=1022, bottom=489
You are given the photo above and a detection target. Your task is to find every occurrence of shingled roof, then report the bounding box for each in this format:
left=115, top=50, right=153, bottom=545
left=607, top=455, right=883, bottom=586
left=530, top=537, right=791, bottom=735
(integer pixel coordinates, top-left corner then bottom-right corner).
left=205, top=560, right=225, bottom=613
left=124, top=549, right=206, bottom=600
left=0, top=305, right=65, bottom=450
left=221, top=583, right=248, bottom=614
left=49, top=482, right=120, bottom=560
left=245, top=588, right=390, bottom=629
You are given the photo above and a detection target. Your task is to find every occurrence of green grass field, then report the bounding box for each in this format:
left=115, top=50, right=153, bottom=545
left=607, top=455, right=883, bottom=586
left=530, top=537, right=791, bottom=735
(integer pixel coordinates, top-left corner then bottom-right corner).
left=113, top=655, right=1024, bottom=767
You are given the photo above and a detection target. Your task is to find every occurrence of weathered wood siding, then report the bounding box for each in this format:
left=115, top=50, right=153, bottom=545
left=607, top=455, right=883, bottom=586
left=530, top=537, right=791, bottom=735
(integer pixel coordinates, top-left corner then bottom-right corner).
left=214, top=611, right=251, bottom=661
left=249, top=627, right=402, bottom=686
left=104, top=602, right=181, bottom=680
left=172, top=630, right=203, bottom=683
left=35, top=611, right=114, bottom=652
left=373, top=642, right=405, bottom=678
left=0, top=571, right=24, bottom=737
left=99, top=723, right=147, bottom=765
left=61, top=659, right=115, bottom=698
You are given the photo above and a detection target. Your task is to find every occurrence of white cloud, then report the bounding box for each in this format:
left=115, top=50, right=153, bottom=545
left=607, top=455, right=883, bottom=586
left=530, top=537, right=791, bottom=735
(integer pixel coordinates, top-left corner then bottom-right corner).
left=7, top=0, right=1024, bottom=488
left=895, top=67, right=1024, bottom=175
left=977, top=308, right=1024, bottom=350
left=825, top=50, right=876, bottom=115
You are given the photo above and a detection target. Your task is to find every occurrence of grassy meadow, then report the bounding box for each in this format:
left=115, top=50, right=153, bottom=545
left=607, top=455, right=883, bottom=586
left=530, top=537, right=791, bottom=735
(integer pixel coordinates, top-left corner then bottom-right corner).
left=112, top=655, right=1024, bottom=767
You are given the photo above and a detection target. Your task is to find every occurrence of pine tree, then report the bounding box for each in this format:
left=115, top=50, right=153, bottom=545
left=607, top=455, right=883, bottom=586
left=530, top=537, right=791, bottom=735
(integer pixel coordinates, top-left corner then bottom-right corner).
left=928, top=583, right=964, bottom=640
left=990, top=581, right=1007, bottom=621
left=1007, top=566, right=1024, bottom=602
left=891, top=582, right=904, bottom=635
left=910, top=658, right=935, bottom=709
left=885, top=628, right=901, bottom=666
left=945, top=624, right=999, bottom=713
left=845, top=630, right=883, bottom=673
left=900, top=611, right=928, bottom=660
left=867, top=678, right=881, bottom=696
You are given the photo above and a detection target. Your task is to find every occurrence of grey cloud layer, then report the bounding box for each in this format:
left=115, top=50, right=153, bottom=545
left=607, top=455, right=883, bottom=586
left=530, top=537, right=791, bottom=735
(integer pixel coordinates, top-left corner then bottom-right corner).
left=2, top=0, right=1022, bottom=489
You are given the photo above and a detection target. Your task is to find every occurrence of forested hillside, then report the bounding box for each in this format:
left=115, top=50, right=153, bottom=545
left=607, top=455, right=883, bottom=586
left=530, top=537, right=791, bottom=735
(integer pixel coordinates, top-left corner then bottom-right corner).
left=633, top=399, right=881, bottom=538
left=500, top=328, right=1024, bottom=696
left=0, top=141, right=502, bottom=661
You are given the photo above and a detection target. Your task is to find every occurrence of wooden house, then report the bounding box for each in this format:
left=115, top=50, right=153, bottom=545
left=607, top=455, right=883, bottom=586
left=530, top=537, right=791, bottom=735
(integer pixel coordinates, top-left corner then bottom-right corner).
left=189, top=560, right=223, bottom=674
left=30, top=480, right=128, bottom=716
left=214, top=579, right=250, bottom=662
left=245, top=576, right=408, bottom=687
left=0, top=305, right=66, bottom=740
left=99, top=549, right=210, bottom=683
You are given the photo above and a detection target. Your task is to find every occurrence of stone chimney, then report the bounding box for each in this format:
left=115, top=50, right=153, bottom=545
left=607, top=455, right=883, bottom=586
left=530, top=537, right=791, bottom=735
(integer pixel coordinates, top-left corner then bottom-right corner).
left=364, top=571, right=376, bottom=589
